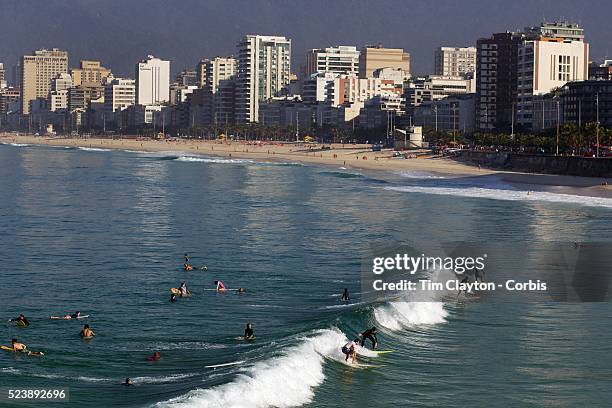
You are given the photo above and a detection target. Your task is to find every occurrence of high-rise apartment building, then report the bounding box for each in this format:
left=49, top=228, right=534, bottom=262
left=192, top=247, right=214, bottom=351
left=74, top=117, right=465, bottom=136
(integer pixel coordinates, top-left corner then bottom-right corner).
left=235, top=35, right=291, bottom=123
left=359, top=45, right=410, bottom=79
left=476, top=33, right=525, bottom=132
left=104, top=78, right=135, bottom=113
left=71, top=60, right=112, bottom=87
left=0, top=63, right=5, bottom=89
left=20, top=48, right=68, bottom=114
left=198, top=57, right=237, bottom=93
left=305, top=46, right=360, bottom=77
left=434, top=46, right=477, bottom=77
left=517, top=36, right=588, bottom=129
left=135, top=55, right=170, bottom=105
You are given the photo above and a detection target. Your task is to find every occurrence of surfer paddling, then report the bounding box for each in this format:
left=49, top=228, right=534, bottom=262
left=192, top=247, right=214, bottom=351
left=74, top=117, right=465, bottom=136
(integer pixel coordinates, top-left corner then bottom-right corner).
left=51, top=311, right=82, bottom=320
left=9, top=314, right=30, bottom=326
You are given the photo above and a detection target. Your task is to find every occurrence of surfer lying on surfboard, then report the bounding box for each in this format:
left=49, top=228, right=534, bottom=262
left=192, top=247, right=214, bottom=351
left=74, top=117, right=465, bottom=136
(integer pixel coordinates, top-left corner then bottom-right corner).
left=1, top=338, right=44, bottom=356
left=51, top=311, right=85, bottom=320
left=214, top=280, right=226, bottom=292
left=8, top=314, right=30, bottom=326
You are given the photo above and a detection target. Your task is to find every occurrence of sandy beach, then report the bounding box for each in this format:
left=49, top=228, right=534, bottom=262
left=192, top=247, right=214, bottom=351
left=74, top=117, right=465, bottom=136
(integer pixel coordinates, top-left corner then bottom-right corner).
left=1, top=132, right=610, bottom=196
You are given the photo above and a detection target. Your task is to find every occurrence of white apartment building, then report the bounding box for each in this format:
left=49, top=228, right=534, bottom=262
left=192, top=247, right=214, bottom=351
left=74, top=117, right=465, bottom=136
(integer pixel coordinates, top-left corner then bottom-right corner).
left=104, top=78, right=136, bottom=113
left=197, top=57, right=236, bottom=92
left=135, top=55, right=170, bottom=105
left=49, top=90, right=68, bottom=111
left=51, top=73, right=73, bottom=92
left=434, top=46, right=477, bottom=77
left=236, top=35, right=291, bottom=123
left=305, top=46, right=360, bottom=77
left=517, top=38, right=588, bottom=129
left=405, top=75, right=474, bottom=108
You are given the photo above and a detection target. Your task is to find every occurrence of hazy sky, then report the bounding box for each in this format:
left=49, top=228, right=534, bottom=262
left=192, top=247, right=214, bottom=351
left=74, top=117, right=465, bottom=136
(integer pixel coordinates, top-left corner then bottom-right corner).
left=1, top=0, right=610, bottom=79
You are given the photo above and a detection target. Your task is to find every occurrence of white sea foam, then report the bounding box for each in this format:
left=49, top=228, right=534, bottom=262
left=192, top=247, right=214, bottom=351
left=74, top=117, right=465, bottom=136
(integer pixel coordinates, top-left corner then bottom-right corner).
left=154, top=328, right=363, bottom=408
left=133, top=373, right=198, bottom=384
left=395, top=170, right=446, bottom=179
left=7, top=143, right=30, bottom=147
left=373, top=269, right=453, bottom=331
left=78, top=147, right=111, bottom=152
left=385, top=185, right=612, bottom=209
left=374, top=301, right=448, bottom=331
left=174, top=156, right=252, bottom=164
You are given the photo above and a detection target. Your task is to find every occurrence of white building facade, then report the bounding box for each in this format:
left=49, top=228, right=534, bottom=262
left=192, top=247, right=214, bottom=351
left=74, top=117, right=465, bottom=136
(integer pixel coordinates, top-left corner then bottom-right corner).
left=305, top=46, right=360, bottom=77
left=517, top=38, right=588, bottom=129
left=104, top=78, right=136, bottom=113
left=135, top=55, right=170, bottom=106
left=434, top=46, right=477, bottom=77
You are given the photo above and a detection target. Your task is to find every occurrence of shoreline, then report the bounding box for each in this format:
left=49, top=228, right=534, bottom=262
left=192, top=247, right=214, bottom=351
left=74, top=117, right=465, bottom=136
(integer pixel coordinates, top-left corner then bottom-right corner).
left=1, top=133, right=610, bottom=196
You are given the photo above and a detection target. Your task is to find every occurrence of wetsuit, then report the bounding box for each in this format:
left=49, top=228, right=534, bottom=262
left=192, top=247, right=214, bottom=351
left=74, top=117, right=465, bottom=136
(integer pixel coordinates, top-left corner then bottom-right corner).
left=360, top=329, right=378, bottom=349
left=244, top=327, right=254, bottom=339
left=10, top=317, right=29, bottom=326
left=341, top=341, right=357, bottom=361
left=342, top=289, right=350, bottom=301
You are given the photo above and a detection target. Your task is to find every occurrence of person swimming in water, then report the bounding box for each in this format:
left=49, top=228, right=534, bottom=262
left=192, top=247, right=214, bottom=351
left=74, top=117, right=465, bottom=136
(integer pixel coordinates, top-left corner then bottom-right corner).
left=9, top=314, right=30, bottom=326
left=11, top=338, right=27, bottom=352
left=184, top=253, right=190, bottom=262
left=341, top=338, right=359, bottom=364
left=80, top=324, right=95, bottom=338
left=169, top=293, right=177, bottom=302
left=341, top=288, right=350, bottom=301
left=183, top=263, right=194, bottom=271
left=124, top=377, right=133, bottom=386
left=214, top=280, right=226, bottom=292
left=237, top=288, right=245, bottom=294
left=244, top=322, right=254, bottom=340
left=359, top=327, right=378, bottom=349
left=145, top=351, right=161, bottom=361
left=179, top=282, right=190, bottom=296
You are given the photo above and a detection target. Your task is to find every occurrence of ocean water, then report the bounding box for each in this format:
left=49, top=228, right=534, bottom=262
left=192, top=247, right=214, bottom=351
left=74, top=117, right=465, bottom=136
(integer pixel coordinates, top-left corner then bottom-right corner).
left=1, top=143, right=612, bottom=407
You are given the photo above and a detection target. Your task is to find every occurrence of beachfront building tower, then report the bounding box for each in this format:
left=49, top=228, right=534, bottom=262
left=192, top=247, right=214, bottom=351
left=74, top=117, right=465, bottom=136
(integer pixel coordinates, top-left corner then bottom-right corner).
left=359, top=45, right=410, bottom=79
left=476, top=33, right=524, bottom=133
left=20, top=48, right=69, bottom=114
left=135, top=55, right=170, bottom=105
left=71, top=60, right=112, bottom=87
left=305, top=46, right=360, bottom=77
left=235, top=35, right=291, bottom=123
left=516, top=24, right=588, bottom=131
left=104, top=78, right=136, bottom=113
left=434, top=46, right=477, bottom=77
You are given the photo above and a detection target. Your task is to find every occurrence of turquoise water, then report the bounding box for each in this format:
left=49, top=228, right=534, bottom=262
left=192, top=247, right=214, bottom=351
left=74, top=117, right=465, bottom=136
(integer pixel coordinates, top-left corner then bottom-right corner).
left=1, top=142, right=612, bottom=407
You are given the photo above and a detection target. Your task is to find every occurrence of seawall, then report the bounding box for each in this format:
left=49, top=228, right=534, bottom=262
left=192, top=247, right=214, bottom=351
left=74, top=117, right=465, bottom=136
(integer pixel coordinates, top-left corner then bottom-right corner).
left=455, top=150, right=612, bottom=178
